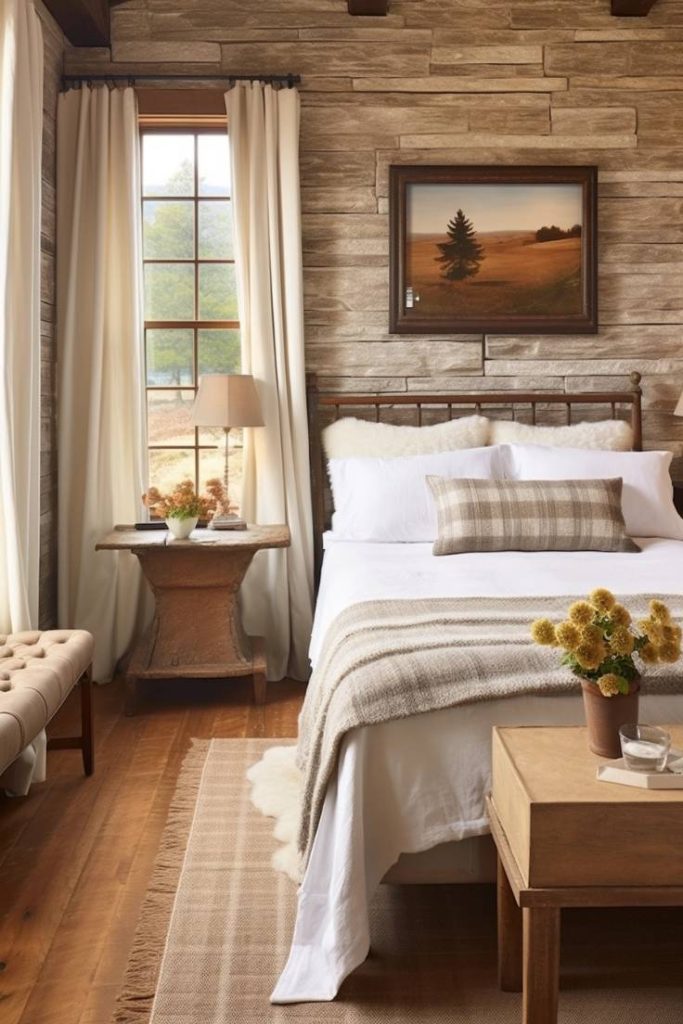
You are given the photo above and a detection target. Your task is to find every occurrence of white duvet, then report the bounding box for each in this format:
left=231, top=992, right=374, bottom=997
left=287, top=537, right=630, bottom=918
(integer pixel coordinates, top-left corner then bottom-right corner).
left=271, top=536, right=683, bottom=1003
left=311, top=535, right=683, bottom=666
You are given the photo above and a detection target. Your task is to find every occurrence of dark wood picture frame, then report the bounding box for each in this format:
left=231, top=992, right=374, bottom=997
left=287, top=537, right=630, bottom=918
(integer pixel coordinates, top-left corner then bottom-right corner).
left=389, top=165, right=598, bottom=336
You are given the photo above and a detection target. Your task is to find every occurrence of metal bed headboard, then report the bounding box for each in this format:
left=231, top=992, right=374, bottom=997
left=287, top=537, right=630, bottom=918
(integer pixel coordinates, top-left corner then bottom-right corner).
left=306, top=371, right=643, bottom=587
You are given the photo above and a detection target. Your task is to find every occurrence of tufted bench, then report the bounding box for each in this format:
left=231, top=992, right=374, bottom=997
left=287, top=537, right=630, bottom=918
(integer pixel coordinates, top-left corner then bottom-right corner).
left=0, top=629, right=95, bottom=782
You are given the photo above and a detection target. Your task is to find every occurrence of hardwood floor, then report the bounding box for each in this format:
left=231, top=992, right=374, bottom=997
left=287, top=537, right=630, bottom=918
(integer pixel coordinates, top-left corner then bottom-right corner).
left=3, top=679, right=682, bottom=1024
left=0, top=675, right=304, bottom=1024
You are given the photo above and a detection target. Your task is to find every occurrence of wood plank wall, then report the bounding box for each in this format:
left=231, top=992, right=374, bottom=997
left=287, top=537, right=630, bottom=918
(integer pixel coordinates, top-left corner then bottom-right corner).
left=37, top=3, right=65, bottom=628
left=59, top=1, right=683, bottom=482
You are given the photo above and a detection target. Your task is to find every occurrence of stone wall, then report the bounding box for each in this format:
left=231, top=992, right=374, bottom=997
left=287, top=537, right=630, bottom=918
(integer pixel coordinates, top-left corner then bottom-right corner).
left=64, top=0, right=683, bottom=463
left=38, top=3, right=64, bottom=628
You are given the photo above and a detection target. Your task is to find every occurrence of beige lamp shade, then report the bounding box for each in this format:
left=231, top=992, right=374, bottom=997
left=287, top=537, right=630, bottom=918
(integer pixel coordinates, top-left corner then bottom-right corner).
left=192, top=374, right=264, bottom=428
left=675, top=390, right=683, bottom=417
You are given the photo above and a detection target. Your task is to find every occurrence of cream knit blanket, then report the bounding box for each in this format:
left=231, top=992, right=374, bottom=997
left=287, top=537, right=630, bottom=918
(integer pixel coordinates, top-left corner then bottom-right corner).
left=296, top=595, right=683, bottom=863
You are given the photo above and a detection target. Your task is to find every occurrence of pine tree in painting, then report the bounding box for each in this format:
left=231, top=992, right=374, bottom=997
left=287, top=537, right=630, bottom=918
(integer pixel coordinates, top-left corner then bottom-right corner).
left=435, top=209, right=484, bottom=282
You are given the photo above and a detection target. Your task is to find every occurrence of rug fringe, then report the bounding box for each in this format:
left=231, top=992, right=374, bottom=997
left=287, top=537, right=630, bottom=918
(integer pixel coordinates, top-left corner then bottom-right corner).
left=112, top=739, right=209, bottom=1024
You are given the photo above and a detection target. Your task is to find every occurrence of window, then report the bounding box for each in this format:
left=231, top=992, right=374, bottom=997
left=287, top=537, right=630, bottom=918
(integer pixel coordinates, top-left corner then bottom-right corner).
left=141, top=129, right=241, bottom=497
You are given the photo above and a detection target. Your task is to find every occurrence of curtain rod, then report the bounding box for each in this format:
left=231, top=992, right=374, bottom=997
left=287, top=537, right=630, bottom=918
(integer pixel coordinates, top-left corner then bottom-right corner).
left=61, top=73, right=301, bottom=91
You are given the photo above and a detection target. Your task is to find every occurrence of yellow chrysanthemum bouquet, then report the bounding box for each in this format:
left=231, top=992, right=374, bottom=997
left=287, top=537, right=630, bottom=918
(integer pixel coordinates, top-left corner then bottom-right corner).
left=531, top=589, right=681, bottom=698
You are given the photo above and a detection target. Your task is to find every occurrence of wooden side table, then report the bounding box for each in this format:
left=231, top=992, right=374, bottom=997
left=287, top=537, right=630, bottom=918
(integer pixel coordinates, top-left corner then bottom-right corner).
left=488, top=725, right=683, bottom=1024
left=96, top=524, right=290, bottom=713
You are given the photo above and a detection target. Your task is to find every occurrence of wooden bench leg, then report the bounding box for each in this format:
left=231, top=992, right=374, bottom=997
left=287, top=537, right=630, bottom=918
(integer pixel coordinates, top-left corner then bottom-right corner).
left=81, top=666, right=94, bottom=776
left=252, top=637, right=267, bottom=705
left=47, top=665, right=95, bottom=777
left=522, top=906, right=560, bottom=1024
left=497, top=855, right=523, bottom=992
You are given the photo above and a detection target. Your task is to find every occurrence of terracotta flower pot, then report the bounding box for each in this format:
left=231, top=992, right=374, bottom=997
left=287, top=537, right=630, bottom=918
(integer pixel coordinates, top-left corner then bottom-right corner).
left=581, top=678, right=640, bottom=759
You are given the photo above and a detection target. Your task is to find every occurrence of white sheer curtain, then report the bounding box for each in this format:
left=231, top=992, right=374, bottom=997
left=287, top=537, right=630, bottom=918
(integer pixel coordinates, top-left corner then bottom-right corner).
left=226, top=82, right=314, bottom=682
left=57, top=86, right=147, bottom=682
left=0, top=0, right=42, bottom=634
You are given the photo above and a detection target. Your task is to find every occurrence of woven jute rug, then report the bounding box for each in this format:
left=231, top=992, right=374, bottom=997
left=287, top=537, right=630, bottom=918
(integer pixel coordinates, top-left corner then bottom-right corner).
left=114, top=738, right=683, bottom=1023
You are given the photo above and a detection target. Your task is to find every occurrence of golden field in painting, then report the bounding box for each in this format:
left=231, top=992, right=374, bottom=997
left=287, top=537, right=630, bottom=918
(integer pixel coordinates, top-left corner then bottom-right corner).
left=406, top=231, right=582, bottom=319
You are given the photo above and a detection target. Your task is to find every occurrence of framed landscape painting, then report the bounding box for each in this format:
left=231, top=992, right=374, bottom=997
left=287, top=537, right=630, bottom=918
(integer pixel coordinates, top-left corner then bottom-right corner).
left=389, top=165, right=598, bottom=335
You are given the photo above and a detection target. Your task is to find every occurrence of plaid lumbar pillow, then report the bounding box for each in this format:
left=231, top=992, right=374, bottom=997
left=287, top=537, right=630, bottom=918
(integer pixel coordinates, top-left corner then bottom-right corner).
left=426, top=477, right=640, bottom=556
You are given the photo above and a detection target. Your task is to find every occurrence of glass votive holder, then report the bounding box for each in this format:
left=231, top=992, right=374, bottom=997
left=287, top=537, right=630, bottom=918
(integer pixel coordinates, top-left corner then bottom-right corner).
left=619, top=724, right=671, bottom=773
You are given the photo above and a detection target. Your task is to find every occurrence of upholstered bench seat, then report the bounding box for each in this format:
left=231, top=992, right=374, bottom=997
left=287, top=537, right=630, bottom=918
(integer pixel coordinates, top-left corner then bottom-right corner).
left=0, top=629, right=94, bottom=784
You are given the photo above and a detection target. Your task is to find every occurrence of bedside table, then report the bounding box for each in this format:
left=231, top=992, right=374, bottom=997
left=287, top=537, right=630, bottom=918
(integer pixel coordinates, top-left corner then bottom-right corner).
left=487, top=725, right=683, bottom=1024
left=96, top=524, right=290, bottom=713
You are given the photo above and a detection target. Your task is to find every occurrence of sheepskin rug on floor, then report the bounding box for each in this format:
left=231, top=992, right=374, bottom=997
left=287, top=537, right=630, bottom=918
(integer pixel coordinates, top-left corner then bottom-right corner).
left=246, top=743, right=304, bottom=882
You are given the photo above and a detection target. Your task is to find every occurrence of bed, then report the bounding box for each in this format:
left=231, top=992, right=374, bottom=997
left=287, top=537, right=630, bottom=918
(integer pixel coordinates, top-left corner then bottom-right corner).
left=267, top=373, right=683, bottom=1003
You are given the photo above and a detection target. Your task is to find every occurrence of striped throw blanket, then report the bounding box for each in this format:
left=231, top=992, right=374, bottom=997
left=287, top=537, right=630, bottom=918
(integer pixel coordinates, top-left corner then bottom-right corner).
left=296, top=595, right=683, bottom=863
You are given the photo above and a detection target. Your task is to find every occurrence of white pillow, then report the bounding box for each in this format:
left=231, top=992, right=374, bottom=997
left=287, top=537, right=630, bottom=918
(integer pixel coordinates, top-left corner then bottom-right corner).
left=323, top=414, right=489, bottom=459
left=503, top=444, right=683, bottom=540
left=490, top=418, right=633, bottom=451
left=329, top=446, right=504, bottom=542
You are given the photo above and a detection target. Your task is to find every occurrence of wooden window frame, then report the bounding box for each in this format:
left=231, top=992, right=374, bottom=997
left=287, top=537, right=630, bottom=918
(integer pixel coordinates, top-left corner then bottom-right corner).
left=140, top=121, right=238, bottom=490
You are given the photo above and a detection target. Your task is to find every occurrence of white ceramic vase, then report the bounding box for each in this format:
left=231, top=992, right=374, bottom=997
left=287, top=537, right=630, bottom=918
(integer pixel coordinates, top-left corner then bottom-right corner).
left=165, top=516, right=198, bottom=540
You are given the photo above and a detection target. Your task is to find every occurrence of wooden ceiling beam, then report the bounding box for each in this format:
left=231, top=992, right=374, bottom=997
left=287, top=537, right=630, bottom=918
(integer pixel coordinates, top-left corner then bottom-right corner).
left=347, top=0, right=389, bottom=13
left=610, top=0, right=658, bottom=15
left=42, top=0, right=124, bottom=46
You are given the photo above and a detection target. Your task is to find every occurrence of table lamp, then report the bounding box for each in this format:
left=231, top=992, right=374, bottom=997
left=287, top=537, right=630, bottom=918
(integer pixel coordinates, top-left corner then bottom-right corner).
left=192, top=373, right=264, bottom=530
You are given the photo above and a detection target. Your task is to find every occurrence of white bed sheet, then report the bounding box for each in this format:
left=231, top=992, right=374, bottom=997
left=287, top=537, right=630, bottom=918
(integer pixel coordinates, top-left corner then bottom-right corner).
left=272, top=536, right=683, bottom=1004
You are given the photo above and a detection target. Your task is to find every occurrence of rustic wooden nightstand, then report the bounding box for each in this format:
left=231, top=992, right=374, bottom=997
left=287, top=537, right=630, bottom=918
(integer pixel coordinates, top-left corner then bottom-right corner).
left=487, top=725, right=683, bottom=1024
left=96, top=524, right=290, bottom=713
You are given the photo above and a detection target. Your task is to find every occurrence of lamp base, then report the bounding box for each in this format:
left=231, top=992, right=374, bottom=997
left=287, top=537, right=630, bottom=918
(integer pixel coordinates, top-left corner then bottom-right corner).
left=209, top=512, right=247, bottom=531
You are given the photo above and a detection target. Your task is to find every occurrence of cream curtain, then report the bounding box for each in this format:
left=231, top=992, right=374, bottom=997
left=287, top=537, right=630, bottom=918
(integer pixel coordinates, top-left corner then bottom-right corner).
left=57, top=86, right=147, bottom=682
left=0, top=0, right=42, bottom=634
left=226, top=82, right=314, bottom=682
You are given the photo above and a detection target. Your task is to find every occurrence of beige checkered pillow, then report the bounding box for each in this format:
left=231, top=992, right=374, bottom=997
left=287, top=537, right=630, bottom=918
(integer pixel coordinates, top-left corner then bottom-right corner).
left=426, top=477, right=640, bottom=556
